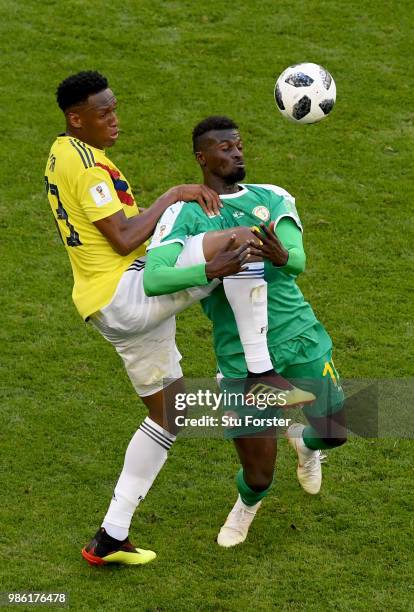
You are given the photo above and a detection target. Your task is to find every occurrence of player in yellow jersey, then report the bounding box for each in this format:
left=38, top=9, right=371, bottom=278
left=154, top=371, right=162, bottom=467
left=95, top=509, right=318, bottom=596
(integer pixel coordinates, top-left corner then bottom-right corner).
left=46, top=72, right=312, bottom=566
left=45, top=71, right=255, bottom=566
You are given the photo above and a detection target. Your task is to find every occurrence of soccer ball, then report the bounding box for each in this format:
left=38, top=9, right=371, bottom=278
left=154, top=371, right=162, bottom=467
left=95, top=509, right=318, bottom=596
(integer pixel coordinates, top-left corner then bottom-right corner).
left=274, top=63, right=336, bottom=124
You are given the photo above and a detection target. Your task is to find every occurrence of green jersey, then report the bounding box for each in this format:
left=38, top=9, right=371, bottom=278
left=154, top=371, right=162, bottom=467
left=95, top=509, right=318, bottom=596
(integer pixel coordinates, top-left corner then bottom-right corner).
left=149, top=183, right=302, bottom=247
left=146, top=183, right=331, bottom=362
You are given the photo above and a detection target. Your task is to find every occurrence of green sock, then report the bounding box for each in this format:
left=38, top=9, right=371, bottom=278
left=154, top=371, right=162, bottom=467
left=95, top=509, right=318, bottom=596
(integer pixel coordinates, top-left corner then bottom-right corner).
left=236, top=468, right=272, bottom=506
left=303, top=426, right=333, bottom=450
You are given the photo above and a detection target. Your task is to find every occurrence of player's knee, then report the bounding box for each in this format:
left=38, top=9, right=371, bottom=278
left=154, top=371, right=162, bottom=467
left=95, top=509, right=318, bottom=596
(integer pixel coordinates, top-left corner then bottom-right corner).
left=322, top=435, right=347, bottom=448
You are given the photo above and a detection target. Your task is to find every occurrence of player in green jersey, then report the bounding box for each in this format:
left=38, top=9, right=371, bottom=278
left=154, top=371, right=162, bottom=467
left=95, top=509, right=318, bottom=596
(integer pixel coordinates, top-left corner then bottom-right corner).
left=144, top=116, right=347, bottom=547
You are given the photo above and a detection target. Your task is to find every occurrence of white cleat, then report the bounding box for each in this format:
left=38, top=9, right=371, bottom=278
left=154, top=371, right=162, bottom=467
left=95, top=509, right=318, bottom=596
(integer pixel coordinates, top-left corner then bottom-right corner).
left=286, top=423, right=326, bottom=495
left=217, top=495, right=261, bottom=548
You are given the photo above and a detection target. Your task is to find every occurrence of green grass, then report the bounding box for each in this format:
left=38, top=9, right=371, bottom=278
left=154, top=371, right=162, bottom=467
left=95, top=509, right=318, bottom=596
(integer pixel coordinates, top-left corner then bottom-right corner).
left=1, top=0, right=413, bottom=610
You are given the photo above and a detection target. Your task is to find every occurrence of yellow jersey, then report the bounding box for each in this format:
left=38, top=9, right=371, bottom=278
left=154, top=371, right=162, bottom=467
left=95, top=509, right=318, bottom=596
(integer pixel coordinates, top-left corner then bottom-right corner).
left=44, top=135, right=146, bottom=319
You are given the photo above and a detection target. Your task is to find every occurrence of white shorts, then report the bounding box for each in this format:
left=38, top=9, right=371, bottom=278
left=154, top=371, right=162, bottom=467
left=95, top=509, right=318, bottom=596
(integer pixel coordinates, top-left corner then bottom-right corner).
left=90, top=233, right=216, bottom=397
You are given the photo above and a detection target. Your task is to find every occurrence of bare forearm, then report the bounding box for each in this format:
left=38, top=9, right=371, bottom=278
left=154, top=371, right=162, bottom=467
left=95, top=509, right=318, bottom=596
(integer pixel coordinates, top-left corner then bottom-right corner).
left=95, top=187, right=180, bottom=256
left=94, top=183, right=223, bottom=256
left=119, top=188, right=181, bottom=253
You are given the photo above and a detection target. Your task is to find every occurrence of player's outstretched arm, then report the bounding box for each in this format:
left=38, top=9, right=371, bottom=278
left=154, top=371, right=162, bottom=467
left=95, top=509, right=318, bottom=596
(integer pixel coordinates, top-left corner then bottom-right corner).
left=94, top=184, right=221, bottom=256
left=144, top=235, right=251, bottom=297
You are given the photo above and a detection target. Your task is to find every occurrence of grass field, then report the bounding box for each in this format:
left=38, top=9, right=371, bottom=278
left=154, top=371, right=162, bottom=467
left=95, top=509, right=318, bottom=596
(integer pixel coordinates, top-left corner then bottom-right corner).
left=1, top=0, right=413, bottom=610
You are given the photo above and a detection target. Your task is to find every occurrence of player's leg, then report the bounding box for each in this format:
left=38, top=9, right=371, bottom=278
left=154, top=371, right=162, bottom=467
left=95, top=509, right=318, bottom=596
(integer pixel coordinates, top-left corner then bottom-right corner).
left=217, top=432, right=277, bottom=547
left=213, top=360, right=278, bottom=547
left=303, top=405, right=347, bottom=450
left=89, top=258, right=217, bottom=338
left=178, top=228, right=274, bottom=375
left=144, top=220, right=295, bottom=402
left=179, top=229, right=315, bottom=408
left=285, top=349, right=346, bottom=494
left=204, top=228, right=273, bottom=372
left=82, top=315, right=184, bottom=566
left=234, top=433, right=277, bottom=494
left=98, top=381, right=183, bottom=544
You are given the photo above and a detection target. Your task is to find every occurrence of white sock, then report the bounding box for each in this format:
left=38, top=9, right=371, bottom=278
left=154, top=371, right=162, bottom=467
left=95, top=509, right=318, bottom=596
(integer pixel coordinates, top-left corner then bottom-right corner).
left=102, top=417, right=176, bottom=540
left=223, top=262, right=272, bottom=373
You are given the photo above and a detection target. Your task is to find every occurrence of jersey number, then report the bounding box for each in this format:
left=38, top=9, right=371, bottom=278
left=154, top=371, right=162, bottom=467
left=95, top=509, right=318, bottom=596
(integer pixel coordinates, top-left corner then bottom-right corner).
left=45, top=177, right=82, bottom=247
left=323, top=360, right=339, bottom=386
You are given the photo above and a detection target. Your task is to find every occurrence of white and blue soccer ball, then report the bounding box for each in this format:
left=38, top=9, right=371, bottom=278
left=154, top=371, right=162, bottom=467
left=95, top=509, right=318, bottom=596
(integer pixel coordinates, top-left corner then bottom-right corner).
left=274, top=63, right=336, bottom=124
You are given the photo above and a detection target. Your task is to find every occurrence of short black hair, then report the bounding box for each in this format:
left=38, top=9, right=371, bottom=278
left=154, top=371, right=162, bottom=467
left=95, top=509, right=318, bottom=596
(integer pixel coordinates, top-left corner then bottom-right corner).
left=192, top=115, right=239, bottom=152
left=56, top=71, right=108, bottom=111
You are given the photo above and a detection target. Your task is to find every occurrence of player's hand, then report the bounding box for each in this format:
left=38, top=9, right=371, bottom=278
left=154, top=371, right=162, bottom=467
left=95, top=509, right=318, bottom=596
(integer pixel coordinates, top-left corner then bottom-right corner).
left=205, top=235, right=251, bottom=280
left=249, top=223, right=289, bottom=267
left=173, top=184, right=222, bottom=217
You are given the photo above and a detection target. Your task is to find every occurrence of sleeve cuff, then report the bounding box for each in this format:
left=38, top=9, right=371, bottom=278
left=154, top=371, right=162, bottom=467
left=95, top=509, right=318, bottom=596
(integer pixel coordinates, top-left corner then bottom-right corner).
left=193, top=263, right=210, bottom=285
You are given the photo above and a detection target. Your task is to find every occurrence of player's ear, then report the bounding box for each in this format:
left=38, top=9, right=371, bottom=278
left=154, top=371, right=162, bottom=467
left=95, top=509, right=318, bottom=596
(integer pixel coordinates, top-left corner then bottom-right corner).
left=66, top=110, right=82, bottom=129
left=195, top=151, right=206, bottom=167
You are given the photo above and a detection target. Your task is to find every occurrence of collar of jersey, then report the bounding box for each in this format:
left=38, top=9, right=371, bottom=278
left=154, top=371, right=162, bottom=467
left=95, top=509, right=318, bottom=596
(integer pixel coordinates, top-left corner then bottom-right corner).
left=58, top=134, right=104, bottom=153
left=219, top=185, right=248, bottom=199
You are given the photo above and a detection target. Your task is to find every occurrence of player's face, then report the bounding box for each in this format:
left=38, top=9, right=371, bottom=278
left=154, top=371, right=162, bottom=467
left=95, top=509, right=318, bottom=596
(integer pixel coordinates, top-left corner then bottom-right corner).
left=200, top=130, right=246, bottom=184
left=68, top=88, right=119, bottom=149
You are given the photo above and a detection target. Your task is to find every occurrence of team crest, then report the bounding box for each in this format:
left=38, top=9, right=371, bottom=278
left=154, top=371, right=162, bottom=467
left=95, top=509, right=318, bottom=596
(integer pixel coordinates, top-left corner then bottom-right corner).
left=252, top=206, right=270, bottom=221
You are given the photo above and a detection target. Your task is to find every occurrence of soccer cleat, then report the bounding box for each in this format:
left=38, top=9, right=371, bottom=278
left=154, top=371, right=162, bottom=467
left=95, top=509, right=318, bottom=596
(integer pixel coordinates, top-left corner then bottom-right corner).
left=286, top=423, right=326, bottom=495
left=81, top=528, right=156, bottom=566
left=245, top=370, right=316, bottom=409
left=217, top=495, right=261, bottom=548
